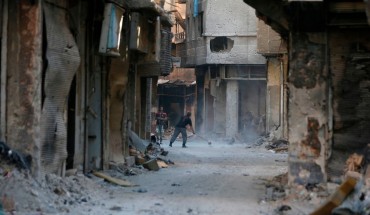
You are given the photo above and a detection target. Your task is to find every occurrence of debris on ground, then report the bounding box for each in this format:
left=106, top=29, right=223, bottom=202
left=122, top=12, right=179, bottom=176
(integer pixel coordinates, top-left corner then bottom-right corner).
left=260, top=173, right=288, bottom=202
left=127, top=129, right=173, bottom=172
left=0, top=169, right=102, bottom=214
left=265, top=139, right=289, bottom=153
left=143, top=159, right=160, bottom=171
left=345, top=153, right=363, bottom=173
left=92, top=171, right=137, bottom=187
left=307, top=151, right=370, bottom=215
left=311, top=177, right=358, bottom=215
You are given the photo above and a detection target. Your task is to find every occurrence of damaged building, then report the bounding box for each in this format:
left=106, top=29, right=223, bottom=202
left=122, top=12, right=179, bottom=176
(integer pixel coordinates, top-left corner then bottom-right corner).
left=242, top=0, right=370, bottom=186
left=175, top=0, right=267, bottom=139
left=0, top=0, right=174, bottom=177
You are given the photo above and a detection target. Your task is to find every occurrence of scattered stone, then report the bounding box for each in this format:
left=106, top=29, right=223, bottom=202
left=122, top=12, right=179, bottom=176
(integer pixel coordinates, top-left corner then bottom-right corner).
left=134, top=188, right=148, bottom=193
left=276, top=205, right=291, bottom=212
left=65, top=169, right=77, bottom=177
left=110, top=206, right=122, bottom=211
left=143, top=159, right=160, bottom=171
left=53, top=187, right=66, bottom=196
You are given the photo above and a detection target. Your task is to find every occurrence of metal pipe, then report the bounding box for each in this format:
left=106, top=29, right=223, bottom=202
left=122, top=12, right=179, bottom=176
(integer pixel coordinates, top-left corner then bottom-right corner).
left=280, top=58, right=284, bottom=137
left=1, top=0, right=8, bottom=141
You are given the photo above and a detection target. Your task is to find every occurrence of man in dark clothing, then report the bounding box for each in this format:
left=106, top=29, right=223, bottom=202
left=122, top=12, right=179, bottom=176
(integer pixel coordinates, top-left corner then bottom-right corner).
left=169, top=112, right=195, bottom=148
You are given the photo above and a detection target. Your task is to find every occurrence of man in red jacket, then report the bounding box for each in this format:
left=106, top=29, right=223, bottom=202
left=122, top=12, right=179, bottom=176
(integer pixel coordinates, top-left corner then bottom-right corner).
left=156, top=106, right=168, bottom=144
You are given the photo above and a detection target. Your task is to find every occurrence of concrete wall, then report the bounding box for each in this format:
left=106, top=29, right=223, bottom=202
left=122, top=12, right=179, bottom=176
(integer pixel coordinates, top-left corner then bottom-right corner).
left=266, top=58, right=286, bottom=138
left=329, top=29, right=370, bottom=150
left=257, top=20, right=287, bottom=55
left=225, top=81, right=239, bottom=137
left=185, top=38, right=207, bottom=66
left=213, top=81, right=227, bottom=135
left=288, top=33, right=328, bottom=185
left=206, top=36, right=265, bottom=64
left=204, top=0, right=257, bottom=36
left=108, top=59, right=129, bottom=164
left=185, top=0, right=265, bottom=66
left=5, top=0, right=42, bottom=175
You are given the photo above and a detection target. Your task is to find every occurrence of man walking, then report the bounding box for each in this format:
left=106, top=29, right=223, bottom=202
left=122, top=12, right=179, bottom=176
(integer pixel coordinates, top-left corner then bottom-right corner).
left=169, top=112, right=195, bottom=148
left=156, top=106, right=168, bottom=144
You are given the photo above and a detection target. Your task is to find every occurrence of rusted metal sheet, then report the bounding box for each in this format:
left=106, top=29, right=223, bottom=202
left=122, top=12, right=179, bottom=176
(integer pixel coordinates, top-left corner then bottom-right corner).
left=41, top=1, right=80, bottom=174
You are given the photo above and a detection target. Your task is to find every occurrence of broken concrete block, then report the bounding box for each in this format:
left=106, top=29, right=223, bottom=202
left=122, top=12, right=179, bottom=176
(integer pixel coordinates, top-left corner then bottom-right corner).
left=65, top=168, right=77, bottom=177
left=157, top=160, right=168, bottom=168
left=143, top=159, right=159, bottom=171
left=125, top=156, right=135, bottom=167
left=129, top=148, right=139, bottom=156
left=135, top=155, right=146, bottom=165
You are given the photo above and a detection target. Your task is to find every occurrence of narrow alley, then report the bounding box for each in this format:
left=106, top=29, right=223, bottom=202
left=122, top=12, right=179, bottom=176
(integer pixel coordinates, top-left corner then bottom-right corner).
left=2, top=0, right=370, bottom=214
left=102, top=140, right=288, bottom=215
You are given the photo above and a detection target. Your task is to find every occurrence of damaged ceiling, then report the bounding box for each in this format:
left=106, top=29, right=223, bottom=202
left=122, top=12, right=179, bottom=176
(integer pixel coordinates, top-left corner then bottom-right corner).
left=243, top=0, right=370, bottom=38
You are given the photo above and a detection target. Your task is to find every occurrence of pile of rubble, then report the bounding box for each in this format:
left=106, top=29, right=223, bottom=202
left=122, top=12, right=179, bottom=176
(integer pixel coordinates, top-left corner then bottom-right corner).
left=0, top=128, right=176, bottom=214
left=260, top=149, right=370, bottom=215
left=0, top=167, right=104, bottom=214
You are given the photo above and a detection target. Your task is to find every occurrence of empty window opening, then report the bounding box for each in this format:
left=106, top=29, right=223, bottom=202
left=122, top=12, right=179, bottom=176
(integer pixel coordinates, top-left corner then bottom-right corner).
left=210, top=37, right=234, bottom=53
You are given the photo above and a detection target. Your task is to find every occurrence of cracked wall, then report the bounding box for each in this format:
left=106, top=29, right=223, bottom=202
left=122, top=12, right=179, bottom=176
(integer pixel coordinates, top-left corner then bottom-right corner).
left=288, top=33, right=328, bottom=185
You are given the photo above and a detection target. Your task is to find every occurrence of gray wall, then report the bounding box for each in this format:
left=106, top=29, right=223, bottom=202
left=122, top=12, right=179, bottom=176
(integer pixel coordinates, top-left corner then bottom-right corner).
left=185, top=0, right=265, bottom=66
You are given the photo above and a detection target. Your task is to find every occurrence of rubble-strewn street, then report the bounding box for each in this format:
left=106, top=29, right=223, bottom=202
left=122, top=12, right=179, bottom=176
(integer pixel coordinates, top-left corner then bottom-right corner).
left=0, top=137, right=308, bottom=215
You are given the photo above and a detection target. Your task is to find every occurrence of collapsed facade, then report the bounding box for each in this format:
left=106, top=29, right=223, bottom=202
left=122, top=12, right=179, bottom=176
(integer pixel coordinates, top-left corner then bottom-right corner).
left=0, top=0, right=174, bottom=177
left=243, top=0, right=370, bottom=185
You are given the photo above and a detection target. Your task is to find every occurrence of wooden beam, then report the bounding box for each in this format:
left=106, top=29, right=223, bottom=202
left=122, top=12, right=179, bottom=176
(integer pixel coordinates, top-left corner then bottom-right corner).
left=329, top=2, right=366, bottom=13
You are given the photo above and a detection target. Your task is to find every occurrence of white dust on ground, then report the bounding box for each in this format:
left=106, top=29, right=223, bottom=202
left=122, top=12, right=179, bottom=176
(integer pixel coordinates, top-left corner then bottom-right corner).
left=1, top=137, right=320, bottom=215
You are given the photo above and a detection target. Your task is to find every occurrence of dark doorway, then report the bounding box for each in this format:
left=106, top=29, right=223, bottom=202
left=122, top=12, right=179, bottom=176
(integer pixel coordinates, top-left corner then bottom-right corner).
left=66, top=76, right=76, bottom=169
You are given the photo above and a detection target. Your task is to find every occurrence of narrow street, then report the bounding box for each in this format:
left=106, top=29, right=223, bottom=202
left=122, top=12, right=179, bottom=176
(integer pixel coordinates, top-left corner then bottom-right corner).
left=71, top=138, right=289, bottom=215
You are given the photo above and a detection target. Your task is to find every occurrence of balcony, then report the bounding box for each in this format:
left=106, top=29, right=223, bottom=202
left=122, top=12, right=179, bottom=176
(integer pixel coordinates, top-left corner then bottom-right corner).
left=173, top=32, right=186, bottom=44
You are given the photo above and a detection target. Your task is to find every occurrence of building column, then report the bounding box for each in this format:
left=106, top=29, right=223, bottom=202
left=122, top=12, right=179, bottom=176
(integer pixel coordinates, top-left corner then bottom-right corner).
left=225, top=80, right=239, bottom=138
left=195, top=68, right=205, bottom=133
left=288, top=32, right=329, bottom=185
left=6, top=0, right=42, bottom=177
